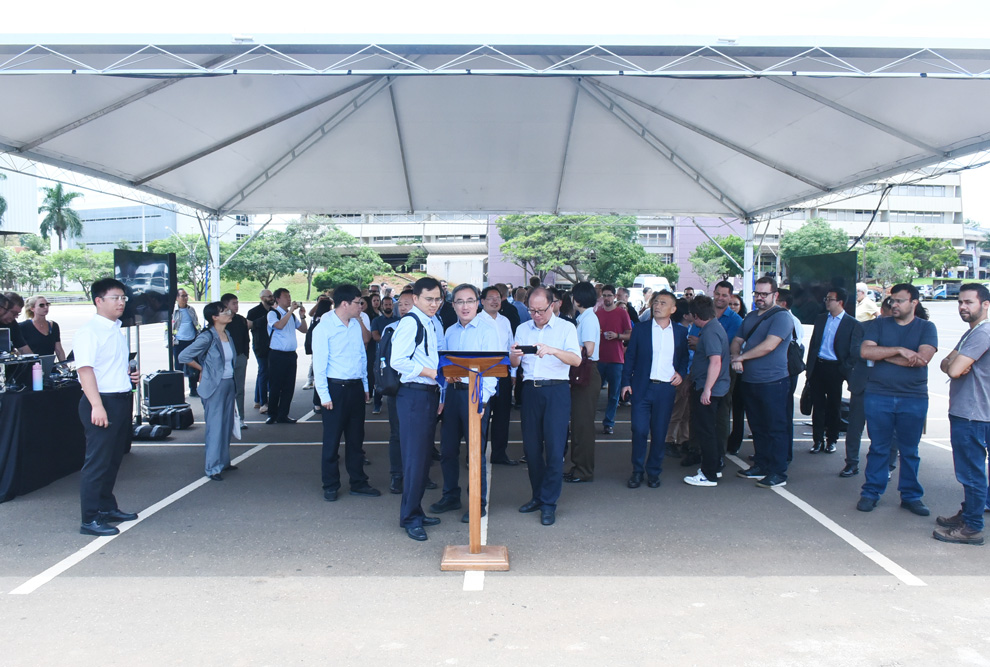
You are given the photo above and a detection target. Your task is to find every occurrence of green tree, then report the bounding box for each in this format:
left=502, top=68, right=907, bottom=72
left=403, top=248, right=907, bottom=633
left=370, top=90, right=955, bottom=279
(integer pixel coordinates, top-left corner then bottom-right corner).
left=19, top=233, right=49, bottom=255
left=497, top=215, right=640, bottom=283
left=591, top=240, right=679, bottom=287
left=149, top=234, right=212, bottom=299
left=688, top=235, right=745, bottom=286
left=864, top=241, right=914, bottom=288
left=9, top=249, right=54, bottom=292
left=778, top=217, right=848, bottom=265
left=223, top=230, right=297, bottom=291
left=397, top=239, right=427, bottom=273
left=285, top=217, right=360, bottom=299
left=882, top=234, right=959, bottom=278
left=38, top=183, right=84, bottom=251
left=49, top=248, right=113, bottom=299
left=313, top=247, right=392, bottom=292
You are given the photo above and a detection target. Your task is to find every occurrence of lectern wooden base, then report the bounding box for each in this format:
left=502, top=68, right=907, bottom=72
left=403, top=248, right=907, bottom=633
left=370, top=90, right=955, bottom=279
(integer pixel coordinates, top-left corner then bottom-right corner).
left=440, top=545, right=510, bottom=571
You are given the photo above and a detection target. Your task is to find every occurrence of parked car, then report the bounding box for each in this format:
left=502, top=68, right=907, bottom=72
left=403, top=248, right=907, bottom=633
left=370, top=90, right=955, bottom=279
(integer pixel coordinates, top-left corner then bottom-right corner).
left=918, top=285, right=933, bottom=300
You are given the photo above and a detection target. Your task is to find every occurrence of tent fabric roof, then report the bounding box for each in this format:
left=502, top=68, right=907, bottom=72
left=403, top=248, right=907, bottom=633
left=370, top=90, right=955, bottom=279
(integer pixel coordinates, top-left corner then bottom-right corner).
left=2, top=40, right=990, bottom=218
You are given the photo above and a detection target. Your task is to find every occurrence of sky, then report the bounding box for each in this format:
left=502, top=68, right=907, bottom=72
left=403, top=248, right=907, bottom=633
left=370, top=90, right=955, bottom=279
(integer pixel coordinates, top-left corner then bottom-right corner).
left=5, top=0, right=990, bottom=223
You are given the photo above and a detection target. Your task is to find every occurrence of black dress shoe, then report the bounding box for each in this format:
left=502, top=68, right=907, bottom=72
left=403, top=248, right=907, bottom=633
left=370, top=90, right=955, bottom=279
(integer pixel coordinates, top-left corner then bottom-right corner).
left=349, top=485, right=381, bottom=497
left=540, top=508, right=555, bottom=525
left=603, top=425, right=614, bottom=435
left=647, top=476, right=661, bottom=488
left=564, top=475, right=592, bottom=483
left=223, top=464, right=238, bottom=472
left=627, top=472, right=644, bottom=489
left=491, top=458, right=520, bottom=466
left=519, top=499, right=542, bottom=513
left=839, top=464, right=860, bottom=478
left=265, top=418, right=277, bottom=425
left=80, top=520, right=119, bottom=536
left=389, top=476, right=403, bottom=494
left=208, top=473, right=223, bottom=481
left=324, top=489, right=338, bottom=502
left=809, top=441, right=823, bottom=453
left=426, top=479, right=438, bottom=490
left=100, top=509, right=138, bottom=523
left=824, top=442, right=837, bottom=454
left=406, top=526, right=428, bottom=541
left=422, top=516, right=441, bottom=526
left=430, top=497, right=462, bottom=513
left=276, top=417, right=297, bottom=424
left=461, top=508, right=487, bottom=523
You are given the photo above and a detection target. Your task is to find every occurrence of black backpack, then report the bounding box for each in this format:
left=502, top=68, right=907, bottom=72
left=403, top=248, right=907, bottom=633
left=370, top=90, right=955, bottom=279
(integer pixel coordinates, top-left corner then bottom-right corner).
left=376, top=313, right=427, bottom=397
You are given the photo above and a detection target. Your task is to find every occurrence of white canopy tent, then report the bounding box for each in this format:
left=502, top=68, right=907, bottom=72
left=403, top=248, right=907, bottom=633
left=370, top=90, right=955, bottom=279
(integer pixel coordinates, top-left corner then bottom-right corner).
left=2, top=37, right=990, bottom=298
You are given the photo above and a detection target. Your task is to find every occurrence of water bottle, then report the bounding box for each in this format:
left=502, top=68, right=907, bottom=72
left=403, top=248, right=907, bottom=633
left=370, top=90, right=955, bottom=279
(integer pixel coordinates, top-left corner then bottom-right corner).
left=32, top=362, right=43, bottom=391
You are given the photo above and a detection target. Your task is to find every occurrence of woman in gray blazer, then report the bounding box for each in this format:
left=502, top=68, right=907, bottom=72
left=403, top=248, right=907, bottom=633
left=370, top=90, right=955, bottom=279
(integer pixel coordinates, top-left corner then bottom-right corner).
left=178, top=302, right=237, bottom=481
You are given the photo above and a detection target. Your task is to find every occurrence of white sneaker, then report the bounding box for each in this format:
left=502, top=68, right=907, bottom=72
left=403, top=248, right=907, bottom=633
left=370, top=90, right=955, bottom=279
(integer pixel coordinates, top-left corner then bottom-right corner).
left=303, top=381, right=314, bottom=390
left=684, top=472, right=717, bottom=487
left=698, top=468, right=723, bottom=479
left=259, top=404, right=268, bottom=414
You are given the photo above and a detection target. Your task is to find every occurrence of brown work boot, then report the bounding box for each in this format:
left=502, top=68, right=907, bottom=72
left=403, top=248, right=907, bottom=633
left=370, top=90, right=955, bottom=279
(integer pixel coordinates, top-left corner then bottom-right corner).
left=933, top=524, right=985, bottom=546
left=936, top=506, right=966, bottom=528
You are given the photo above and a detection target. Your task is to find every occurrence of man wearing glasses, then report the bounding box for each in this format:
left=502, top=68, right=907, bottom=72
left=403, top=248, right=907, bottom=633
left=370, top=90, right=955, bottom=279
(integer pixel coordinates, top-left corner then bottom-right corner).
left=391, top=277, right=446, bottom=541
left=75, top=279, right=141, bottom=536
left=857, top=283, right=937, bottom=516
left=0, top=292, right=34, bottom=354
left=805, top=288, right=862, bottom=456
left=730, top=276, right=794, bottom=488
left=510, top=287, right=581, bottom=527
left=481, top=286, right=519, bottom=466
left=430, top=284, right=500, bottom=524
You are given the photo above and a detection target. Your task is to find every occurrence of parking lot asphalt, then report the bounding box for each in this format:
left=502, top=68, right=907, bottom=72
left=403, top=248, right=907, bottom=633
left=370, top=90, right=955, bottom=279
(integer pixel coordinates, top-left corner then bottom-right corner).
left=1, top=300, right=987, bottom=666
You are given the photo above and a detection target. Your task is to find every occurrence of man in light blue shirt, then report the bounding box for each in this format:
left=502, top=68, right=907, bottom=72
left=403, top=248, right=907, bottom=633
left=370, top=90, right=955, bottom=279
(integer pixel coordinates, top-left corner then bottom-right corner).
left=265, top=288, right=308, bottom=424
left=313, top=284, right=379, bottom=502
left=430, top=284, right=500, bottom=523
left=511, top=287, right=581, bottom=527
left=391, top=278, right=445, bottom=541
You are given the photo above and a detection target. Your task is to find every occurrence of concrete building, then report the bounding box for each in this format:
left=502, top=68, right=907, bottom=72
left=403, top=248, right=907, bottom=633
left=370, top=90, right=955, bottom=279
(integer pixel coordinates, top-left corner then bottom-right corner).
left=71, top=205, right=252, bottom=252
left=329, top=213, right=489, bottom=287
left=0, top=165, right=40, bottom=235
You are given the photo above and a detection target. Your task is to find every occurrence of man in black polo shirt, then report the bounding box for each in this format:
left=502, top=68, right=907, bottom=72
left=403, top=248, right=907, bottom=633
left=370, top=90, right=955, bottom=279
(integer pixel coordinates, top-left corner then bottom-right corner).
left=0, top=293, right=33, bottom=354
left=246, top=289, right=274, bottom=414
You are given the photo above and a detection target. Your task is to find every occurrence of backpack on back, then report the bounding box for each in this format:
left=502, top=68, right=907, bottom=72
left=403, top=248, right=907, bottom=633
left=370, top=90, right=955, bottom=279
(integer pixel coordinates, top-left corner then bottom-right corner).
left=376, top=313, right=427, bottom=397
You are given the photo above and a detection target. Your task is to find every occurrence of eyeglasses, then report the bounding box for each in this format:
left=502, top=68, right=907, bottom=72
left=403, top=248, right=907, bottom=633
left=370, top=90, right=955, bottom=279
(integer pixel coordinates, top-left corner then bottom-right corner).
left=103, top=295, right=129, bottom=302
left=823, top=297, right=837, bottom=303
left=221, top=309, right=233, bottom=316
left=36, top=303, right=49, bottom=308
left=527, top=302, right=554, bottom=315
left=453, top=299, right=478, bottom=307
left=753, top=291, right=773, bottom=298
left=889, top=297, right=912, bottom=304
left=420, top=296, right=444, bottom=305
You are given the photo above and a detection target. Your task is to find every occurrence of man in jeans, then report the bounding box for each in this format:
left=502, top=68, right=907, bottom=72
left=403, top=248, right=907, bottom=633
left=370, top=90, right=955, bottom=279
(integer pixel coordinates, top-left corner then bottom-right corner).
left=857, top=283, right=937, bottom=516
left=596, top=284, right=632, bottom=435
left=730, top=276, right=793, bottom=489
left=936, top=283, right=990, bottom=545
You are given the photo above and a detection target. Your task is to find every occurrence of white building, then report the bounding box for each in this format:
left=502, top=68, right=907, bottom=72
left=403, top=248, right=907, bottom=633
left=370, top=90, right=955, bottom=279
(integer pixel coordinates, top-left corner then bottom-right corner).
left=71, top=205, right=253, bottom=253
left=0, top=164, right=40, bottom=235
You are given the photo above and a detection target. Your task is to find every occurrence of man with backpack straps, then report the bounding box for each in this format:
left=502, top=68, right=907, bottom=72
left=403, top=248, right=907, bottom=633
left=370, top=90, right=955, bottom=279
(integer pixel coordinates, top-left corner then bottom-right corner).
left=390, top=278, right=446, bottom=542
left=730, top=276, right=793, bottom=489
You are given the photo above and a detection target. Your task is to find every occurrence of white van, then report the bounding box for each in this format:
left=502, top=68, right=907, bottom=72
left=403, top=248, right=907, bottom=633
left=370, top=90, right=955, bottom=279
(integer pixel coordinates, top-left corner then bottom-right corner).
left=630, top=274, right=672, bottom=311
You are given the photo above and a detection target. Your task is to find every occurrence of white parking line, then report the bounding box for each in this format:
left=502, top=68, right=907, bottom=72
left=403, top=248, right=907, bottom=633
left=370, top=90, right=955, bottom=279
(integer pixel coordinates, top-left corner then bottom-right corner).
left=921, top=438, right=952, bottom=452
left=463, top=454, right=495, bottom=593
left=9, top=444, right=270, bottom=595
left=725, top=454, right=926, bottom=587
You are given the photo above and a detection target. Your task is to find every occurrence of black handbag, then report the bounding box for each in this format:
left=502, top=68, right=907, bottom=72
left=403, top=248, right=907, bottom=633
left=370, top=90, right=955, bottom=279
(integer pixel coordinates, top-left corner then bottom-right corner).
left=787, top=329, right=806, bottom=377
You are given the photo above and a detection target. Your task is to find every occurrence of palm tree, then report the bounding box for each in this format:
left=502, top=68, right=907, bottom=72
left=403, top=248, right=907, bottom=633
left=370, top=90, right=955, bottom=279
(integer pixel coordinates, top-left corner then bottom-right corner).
left=38, top=183, right=84, bottom=250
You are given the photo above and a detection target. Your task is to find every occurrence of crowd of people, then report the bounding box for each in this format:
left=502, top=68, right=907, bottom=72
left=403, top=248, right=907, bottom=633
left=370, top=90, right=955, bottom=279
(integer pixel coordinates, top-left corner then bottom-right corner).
left=64, top=274, right=990, bottom=547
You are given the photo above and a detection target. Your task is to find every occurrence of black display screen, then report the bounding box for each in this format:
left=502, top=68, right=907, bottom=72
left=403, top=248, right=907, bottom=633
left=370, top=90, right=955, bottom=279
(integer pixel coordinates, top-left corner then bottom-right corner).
left=113, top=249, right=178, bottom=327
left=787, top=251, right=858, bottom=325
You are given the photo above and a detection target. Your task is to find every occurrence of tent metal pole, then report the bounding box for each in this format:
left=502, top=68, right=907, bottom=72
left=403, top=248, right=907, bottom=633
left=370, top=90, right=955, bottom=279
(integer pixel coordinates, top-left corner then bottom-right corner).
left=744, top=219, right=755, bottom=307
left=209, top=214, right=221, bottom=302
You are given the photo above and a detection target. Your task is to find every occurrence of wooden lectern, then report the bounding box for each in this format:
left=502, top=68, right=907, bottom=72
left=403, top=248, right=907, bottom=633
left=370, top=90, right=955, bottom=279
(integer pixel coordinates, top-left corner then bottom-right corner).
left=439, top=354, right=510, bottom=571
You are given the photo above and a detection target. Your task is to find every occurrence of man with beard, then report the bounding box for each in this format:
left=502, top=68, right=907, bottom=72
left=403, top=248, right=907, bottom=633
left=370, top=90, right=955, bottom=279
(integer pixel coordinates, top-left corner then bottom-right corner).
left=246, top=289, right=274, bottom=414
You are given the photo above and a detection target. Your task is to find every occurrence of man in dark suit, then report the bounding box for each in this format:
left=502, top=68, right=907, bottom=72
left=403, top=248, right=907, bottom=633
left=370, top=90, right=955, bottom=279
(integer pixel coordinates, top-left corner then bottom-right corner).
left=805, top=287, right=863, bottom=454
left=620, top=290, right=690, bottom=489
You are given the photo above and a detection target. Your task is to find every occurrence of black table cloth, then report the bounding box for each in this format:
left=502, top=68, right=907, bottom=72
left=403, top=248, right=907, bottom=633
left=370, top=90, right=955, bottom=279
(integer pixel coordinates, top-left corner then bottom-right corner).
left=0, top=384, right=86, bottom=502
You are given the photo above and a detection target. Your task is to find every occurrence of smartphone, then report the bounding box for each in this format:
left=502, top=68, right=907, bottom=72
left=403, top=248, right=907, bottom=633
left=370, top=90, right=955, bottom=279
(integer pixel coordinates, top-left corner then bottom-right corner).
left=518, top=345, right=538, bottom=354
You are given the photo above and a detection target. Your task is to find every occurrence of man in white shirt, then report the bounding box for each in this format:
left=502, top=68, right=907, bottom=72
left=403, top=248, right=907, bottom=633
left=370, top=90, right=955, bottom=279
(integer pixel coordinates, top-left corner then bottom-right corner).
left=480, top=285, right=518, bottom=466
left=266, top=288, right=308, bottom=424
left=76, top=278, right=141, bottom=536
left=511, top=287, right=581, bottom=527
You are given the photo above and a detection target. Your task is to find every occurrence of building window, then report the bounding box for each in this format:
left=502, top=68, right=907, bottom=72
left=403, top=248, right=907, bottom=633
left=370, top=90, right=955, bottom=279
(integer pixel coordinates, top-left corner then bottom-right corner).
left=639, top=226, right=671, bottom=246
